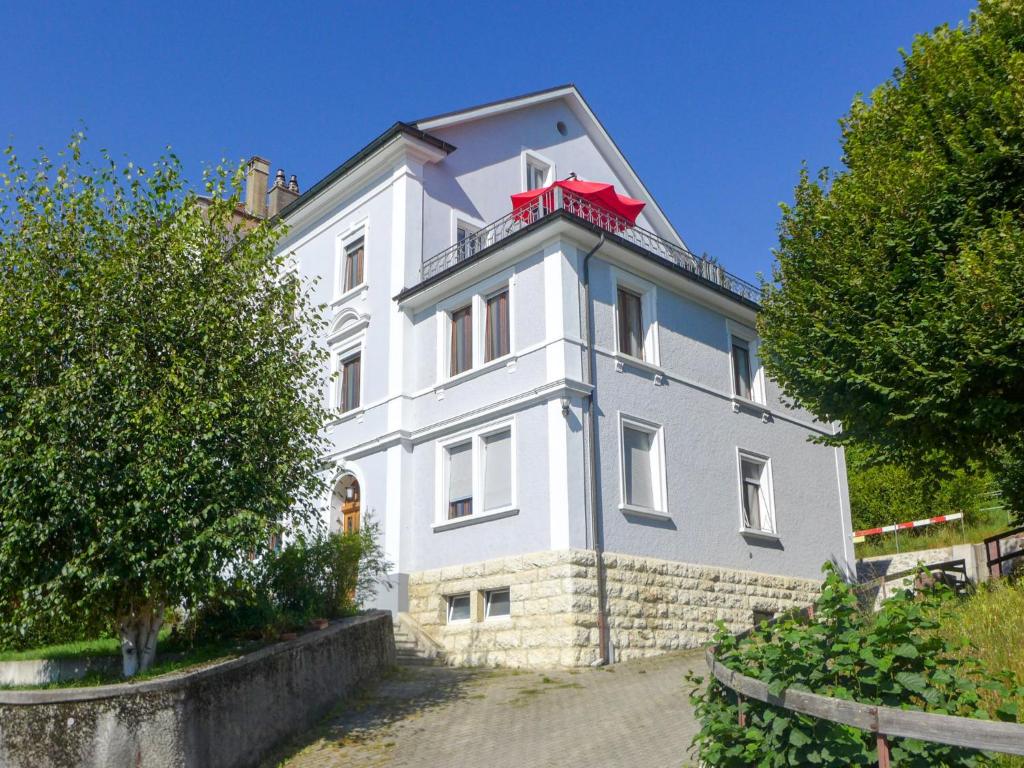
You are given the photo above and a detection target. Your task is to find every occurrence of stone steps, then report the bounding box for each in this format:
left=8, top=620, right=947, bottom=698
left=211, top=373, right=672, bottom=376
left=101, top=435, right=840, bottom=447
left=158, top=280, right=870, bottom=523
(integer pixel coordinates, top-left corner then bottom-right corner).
left=393, top=624, right=443, bottom=667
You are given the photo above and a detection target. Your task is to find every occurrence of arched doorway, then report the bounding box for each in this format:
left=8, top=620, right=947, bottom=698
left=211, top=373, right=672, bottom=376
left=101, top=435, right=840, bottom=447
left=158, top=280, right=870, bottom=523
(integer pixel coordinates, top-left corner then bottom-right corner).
left=333, top=474, right=361, bottom=533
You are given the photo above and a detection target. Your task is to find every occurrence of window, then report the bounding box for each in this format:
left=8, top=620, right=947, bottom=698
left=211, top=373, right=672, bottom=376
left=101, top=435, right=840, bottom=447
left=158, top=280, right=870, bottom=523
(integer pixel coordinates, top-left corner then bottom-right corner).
left=456, top=222, right=480, bottom=260
left=482, top=429, right=512, bottom=511
left=526, top=160, right=548, bottom=190
left=436, top=419, right=517, bottom=526
left=732, top=336, right=752, bottom=400
left=484, top=289, right=510, bottom=362
left=342, top=237, right=364, bottom=292
left=618, top=416, right=666, bottom=515
left=446, top=441, right=473, bottom=519
left=447, top=593, right=471, bottom=623
left=617, top=288, right=644, bottom=360
left=739, top=454, right=776, bottom=535
left=450, top=305, right=473, bottom=376
left=438, top=277, right=515, bottom=381
left=340, top=353, right=361, bottom=412
left=485, top=588, right=511, bottom=619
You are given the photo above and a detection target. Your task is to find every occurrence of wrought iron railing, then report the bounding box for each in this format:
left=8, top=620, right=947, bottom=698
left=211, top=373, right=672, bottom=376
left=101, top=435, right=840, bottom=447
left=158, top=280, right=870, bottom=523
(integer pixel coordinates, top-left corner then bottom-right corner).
left=419, top=188, right=762, bottom=304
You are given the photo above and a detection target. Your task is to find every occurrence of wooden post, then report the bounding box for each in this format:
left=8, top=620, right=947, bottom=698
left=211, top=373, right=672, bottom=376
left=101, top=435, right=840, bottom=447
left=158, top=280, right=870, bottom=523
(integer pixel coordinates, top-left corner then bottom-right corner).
left=738, top=693, right=746, bottom=727
left=876, top=733, right=891, bottom=768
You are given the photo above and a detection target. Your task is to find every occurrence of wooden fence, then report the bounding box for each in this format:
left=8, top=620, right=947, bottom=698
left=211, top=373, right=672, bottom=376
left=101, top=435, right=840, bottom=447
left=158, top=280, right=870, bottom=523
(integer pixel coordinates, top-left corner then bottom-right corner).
left=705, top=559, right=1024, bottom=765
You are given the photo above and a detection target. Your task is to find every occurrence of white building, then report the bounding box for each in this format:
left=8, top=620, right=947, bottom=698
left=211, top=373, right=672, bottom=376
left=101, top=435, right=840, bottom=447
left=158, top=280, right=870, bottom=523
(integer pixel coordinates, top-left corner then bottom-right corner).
left=261, top=85, right=854, bottom=667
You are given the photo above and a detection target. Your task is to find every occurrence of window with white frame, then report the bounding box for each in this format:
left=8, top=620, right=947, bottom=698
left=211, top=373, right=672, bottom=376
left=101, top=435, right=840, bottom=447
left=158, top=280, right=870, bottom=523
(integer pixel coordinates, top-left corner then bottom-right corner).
left=613, top=272, right=659, bottom=365
left=526, top=160, right=548, bottom=190
left=439, top=278, right=514, bottom=381
left=618, top=415, right=667, bottom=515
left=485, top=588, right=511, bottom=619
left=738, top=453, right=776, bottom=535
left=729, top=326, right=765, bottom=404
left=437, top=420, right=517, bottom=523
left=484, top=288, right=510, bottom=362
left=447, top=593, right=471, bottom=623
left=342, top=236, right=364, bottom=292
left=450, top=304, right=473, bottom=376
left=339, top=352, right=361, bottom=413
left=456, top=220, right=481, bottom=260
left=446, top=440, right=473, bottom=518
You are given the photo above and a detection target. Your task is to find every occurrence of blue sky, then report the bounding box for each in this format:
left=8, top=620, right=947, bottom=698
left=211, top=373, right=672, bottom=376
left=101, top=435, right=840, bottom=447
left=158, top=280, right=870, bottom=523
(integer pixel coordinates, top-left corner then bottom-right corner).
left=2, top=1, right=976, bottom=282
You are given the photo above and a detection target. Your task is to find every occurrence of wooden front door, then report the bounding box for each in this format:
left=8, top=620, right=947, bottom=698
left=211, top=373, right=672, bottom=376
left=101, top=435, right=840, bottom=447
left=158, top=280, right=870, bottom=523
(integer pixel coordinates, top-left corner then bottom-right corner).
left=341, top=486, right=360, bottom=533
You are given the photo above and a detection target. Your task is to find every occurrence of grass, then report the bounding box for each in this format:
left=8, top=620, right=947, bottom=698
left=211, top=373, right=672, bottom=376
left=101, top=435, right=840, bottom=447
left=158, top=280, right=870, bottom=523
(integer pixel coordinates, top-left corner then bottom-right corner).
left=0, top=635, right=267, bottom=689
left=854, top=515, right=1011, bottom=560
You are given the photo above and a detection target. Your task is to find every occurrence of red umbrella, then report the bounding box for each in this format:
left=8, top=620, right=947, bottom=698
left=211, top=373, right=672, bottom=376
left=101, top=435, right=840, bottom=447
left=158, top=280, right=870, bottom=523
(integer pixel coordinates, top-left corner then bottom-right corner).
left=511, top=178, right=645, bottom=226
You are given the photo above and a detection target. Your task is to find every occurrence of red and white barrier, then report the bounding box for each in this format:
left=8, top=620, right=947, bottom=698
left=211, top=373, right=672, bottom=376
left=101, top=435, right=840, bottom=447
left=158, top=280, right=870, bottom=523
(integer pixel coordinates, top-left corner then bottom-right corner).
left=854, top=512, right=963, bottom=539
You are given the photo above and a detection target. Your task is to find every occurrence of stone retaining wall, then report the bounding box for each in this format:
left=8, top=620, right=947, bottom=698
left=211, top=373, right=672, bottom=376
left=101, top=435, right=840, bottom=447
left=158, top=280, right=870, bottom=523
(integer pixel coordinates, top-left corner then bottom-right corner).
left=407, top=550, right=820, bottom=668
left=0, top=611, right=395, bottom=768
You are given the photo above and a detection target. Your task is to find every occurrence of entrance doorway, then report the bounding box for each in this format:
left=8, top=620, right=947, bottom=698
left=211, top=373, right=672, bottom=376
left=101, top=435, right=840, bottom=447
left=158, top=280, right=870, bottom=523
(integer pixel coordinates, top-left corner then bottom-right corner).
left=335, top=474, right=360, bottom=533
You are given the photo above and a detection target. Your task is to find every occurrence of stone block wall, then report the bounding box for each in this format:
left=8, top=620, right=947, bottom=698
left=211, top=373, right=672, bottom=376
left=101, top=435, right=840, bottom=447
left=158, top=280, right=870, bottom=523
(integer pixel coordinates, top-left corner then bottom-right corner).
left=407, top=549, right=821, bottom=668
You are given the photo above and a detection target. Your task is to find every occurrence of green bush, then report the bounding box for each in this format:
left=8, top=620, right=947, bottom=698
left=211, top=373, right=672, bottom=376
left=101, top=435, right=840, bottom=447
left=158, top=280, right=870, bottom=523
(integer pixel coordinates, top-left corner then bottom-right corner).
left=185, top=520, right=390, bottom=645
left=688, top=564, right=1024, bottom=767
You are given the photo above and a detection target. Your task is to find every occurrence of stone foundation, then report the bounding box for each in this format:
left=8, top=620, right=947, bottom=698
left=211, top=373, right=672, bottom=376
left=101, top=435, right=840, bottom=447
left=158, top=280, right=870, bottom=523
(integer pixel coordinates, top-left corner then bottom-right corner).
left=407, top=550, right=821, bottom=668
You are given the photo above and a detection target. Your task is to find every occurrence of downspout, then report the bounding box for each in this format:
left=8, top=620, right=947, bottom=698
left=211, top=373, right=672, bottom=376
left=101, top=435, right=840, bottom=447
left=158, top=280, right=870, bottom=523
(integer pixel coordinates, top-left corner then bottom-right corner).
left=581, top=233, right=611, bottom=665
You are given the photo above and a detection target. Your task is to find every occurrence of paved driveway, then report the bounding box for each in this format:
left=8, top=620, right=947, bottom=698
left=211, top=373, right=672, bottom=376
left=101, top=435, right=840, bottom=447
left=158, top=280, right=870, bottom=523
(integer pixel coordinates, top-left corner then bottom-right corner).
left=265, top=650, right=704, bottom=768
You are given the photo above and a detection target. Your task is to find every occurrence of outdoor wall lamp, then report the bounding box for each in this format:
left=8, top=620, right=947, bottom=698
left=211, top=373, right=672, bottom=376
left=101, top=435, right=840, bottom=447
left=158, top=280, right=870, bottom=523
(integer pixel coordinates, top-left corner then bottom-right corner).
left=560, top=396, right=570, bottom=416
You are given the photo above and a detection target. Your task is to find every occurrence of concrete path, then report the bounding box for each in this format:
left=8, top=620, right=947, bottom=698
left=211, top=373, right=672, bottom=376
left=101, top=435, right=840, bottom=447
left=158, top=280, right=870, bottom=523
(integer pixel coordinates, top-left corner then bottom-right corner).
left=264, top=650, right=705, bottom=768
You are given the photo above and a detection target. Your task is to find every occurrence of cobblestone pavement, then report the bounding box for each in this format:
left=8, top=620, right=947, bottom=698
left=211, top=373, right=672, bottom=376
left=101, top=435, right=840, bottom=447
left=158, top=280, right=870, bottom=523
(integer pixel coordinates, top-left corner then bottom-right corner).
left=265, top=650, right=704, bottom=768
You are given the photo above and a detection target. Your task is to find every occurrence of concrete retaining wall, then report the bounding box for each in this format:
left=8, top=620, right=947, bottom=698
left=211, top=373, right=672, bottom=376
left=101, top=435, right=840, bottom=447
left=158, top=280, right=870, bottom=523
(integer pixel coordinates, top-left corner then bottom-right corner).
left=0, top=611, right=395, bottom=768
left=0, top=655, right=122, bottom=687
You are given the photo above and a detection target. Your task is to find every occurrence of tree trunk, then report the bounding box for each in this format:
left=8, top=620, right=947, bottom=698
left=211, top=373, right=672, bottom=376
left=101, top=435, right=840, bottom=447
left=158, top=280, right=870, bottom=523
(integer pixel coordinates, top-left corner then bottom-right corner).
left=118, top=603, right=164, bottom=677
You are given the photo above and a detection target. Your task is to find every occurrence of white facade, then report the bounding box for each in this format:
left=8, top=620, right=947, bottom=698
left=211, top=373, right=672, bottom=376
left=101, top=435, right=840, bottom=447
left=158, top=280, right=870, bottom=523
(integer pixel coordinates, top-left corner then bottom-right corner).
left=274, top=85, right=854, bottom=659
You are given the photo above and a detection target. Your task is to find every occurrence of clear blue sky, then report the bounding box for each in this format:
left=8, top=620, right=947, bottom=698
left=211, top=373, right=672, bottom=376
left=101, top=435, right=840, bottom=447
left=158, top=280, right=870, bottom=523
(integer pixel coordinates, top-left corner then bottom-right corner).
left=2, top=1, right=977, bottom=282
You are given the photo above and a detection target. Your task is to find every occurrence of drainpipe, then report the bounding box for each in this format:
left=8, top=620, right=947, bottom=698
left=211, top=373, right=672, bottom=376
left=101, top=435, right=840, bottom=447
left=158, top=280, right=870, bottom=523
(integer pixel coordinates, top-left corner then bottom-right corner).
left=581, top=233, right=611, bottom=665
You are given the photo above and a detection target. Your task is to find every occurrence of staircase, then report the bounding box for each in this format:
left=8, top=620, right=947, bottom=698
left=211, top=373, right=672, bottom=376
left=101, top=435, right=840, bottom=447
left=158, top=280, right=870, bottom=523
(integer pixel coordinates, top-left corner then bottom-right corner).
left=393, top=615, right=445, bottom=667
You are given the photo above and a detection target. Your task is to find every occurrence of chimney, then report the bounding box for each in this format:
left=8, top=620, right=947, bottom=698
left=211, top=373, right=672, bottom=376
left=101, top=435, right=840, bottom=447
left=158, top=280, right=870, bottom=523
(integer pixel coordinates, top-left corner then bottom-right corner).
left=267, top=168, right=301, bottom=217
left=244, top=156, right=270, bottom=218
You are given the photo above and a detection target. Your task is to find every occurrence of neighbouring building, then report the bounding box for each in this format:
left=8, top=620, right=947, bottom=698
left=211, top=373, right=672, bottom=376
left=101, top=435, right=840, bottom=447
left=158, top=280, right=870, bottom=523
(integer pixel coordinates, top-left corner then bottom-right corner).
left=251, top=85, right=855, bottom=667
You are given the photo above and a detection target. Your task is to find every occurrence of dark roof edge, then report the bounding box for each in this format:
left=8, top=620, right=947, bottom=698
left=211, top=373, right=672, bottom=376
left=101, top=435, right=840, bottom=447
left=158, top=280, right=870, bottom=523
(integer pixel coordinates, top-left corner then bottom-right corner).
left=411, top=83, right=577, bottom=127
left=273, top=122, right=455, bottom=223
left=394, top=210, right=760, bottom=312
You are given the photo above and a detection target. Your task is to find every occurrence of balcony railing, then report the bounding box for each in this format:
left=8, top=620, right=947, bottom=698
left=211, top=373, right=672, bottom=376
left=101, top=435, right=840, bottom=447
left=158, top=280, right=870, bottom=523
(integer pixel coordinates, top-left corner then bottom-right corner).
left=420, top=188, right=762, bottom=304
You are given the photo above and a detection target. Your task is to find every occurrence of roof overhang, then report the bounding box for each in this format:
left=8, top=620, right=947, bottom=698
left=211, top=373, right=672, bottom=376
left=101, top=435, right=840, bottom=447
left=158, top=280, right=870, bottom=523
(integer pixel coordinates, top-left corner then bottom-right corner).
left=276, top=123, right=454, bottom=230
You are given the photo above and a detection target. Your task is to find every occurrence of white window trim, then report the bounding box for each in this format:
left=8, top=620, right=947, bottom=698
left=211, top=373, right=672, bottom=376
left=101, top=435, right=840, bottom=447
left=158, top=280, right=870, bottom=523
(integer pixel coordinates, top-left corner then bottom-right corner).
left=616, top=413, right=669, bottom=519
left=736, top=448, right=778, bottom=538
left=435, top=270, right=517, bottom=385
left=446, top=593, right=471, bottom=624
left=433, top=417, right=518, bottom=530
left=727, top=321, right=767, bottom=406
left=330, top=331, right=366, bottom=420
left=611, top=267, right=660, bottom=368
left=484, top=587, right=512, bottom=621
left=333, top=220, right=369, bottom=305
left=450, top=210, right=486, bottom=247
left=520, top=148, right=556, bottom=190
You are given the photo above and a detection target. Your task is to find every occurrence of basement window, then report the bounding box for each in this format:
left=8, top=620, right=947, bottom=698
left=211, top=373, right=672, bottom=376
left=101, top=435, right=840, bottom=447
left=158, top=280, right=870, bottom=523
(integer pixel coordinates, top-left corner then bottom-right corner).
left=485, top=588, right=511, bottom=619
left=447, top=593, right=471, bottom=623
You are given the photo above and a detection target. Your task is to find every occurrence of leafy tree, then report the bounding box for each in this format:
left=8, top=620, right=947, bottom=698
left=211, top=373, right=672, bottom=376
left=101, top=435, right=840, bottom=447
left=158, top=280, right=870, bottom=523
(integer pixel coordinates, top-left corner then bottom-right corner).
left=0, top=135, right=330, bottom=675
left=758, top=1, right=1024, bottom=519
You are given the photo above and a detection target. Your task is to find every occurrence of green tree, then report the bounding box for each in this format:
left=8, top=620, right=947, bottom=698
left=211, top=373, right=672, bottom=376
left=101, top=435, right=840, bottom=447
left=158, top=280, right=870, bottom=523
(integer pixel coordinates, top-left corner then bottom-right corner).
left=0, top=135, right=329, bottom=675
left=757, top=1, right=1024, bottom=519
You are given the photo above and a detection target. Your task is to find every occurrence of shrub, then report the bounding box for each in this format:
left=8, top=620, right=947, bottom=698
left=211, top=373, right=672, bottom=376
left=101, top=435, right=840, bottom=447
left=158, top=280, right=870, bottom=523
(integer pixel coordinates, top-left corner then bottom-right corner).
left=688, top=564, right=1024, bottom=767
left=184, top=520, right=390, bottom=645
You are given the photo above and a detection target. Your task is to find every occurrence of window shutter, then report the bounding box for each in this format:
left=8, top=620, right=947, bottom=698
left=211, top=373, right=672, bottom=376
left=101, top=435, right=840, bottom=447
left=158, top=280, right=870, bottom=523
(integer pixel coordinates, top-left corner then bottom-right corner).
left=482, top=429, right=512, bottom=510
left=448, top=442, right=473, bottom=505
left=623, top=427, right=654, bottom=508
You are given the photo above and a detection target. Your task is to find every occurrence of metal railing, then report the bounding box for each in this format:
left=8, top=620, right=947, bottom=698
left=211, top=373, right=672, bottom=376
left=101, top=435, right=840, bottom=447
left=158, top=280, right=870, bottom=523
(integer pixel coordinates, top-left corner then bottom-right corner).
left=984, top=525, right=1024, bottom=578
left=419, top=188, right=762, bottom=304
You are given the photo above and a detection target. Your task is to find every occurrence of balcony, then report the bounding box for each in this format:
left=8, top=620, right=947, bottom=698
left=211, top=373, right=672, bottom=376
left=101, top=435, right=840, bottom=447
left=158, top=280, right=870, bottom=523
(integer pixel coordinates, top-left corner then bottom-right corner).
left=419, top=188, right=761, bottom=305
